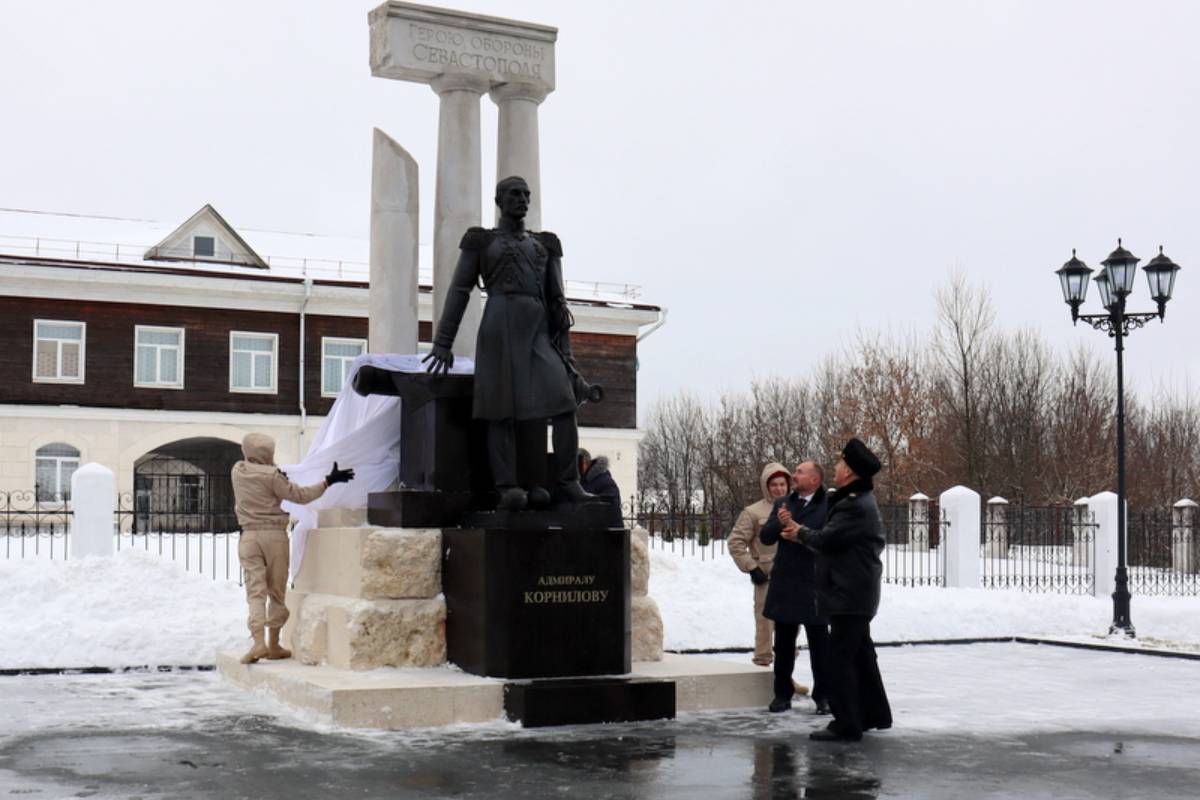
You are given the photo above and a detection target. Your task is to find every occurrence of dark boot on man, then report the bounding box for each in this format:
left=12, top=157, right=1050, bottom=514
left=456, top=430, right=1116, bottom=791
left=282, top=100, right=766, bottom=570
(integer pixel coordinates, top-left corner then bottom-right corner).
left=812, top=698, right=831, bottom=715
left=266, top=628, right=291, bottom=660
left=768, top=697, right=792, bottom=713
left=809, top=723, right=862, bottom=742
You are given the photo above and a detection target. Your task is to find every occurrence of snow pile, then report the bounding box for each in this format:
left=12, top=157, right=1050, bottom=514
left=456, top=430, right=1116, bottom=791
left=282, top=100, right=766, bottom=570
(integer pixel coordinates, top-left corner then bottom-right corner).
left=649, top=549, right=1200, bottom=651
left=3, top=545, right=1200, bottom=670
left=0, top=550, right=245, bottom=669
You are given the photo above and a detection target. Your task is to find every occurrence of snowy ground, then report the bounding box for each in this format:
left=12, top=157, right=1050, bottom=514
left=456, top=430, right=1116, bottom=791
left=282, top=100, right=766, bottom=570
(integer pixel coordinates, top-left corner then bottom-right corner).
left=1, top=643, right=1198, bottom=798
left=3, top=549, right=1200, bottom=797
left=3, top=547, right=1200, bottom=669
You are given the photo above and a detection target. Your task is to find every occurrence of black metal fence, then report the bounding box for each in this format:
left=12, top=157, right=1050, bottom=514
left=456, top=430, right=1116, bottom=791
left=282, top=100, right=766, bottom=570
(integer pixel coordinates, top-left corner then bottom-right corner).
left=114, top=491, right=243, bottom=583
left=980, top=504, right=1095, bottom=594
left=0, top=489, right=70, bottom=559
left=632, top=502, right=739, bottom=561
left=879, top=502, right=946, bottom=587
left=2, top=488, right=242, bottom=583
left=1128, top=508, right=1199, bottom=595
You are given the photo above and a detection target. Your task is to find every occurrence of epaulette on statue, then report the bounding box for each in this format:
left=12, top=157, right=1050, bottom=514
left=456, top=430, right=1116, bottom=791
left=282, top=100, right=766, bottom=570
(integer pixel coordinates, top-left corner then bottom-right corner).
left=534, top=231, right=563, bottom=257
left=459, top=227, right=496, bottom=250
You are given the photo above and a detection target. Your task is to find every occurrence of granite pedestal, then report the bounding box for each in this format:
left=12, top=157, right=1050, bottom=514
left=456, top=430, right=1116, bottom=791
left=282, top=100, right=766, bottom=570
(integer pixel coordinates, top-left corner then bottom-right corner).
left=443, top=522, right=630, bottom=679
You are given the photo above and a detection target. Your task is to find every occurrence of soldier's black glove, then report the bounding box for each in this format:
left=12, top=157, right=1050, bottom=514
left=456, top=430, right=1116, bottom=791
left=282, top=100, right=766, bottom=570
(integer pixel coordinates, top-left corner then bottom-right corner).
left=421, top=343, right=454, bottom=374
left=749, top=567, right=769, bottom=586
left=326, top=462, right=355, bottom=485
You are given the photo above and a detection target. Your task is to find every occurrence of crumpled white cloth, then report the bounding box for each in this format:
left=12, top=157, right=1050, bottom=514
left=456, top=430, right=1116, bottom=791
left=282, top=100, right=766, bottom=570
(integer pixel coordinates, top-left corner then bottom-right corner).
left=282, top=352, right=474, bottom=577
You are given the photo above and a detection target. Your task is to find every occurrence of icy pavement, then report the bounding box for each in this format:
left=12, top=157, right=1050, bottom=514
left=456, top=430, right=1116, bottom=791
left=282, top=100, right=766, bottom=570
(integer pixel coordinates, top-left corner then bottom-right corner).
left=1, top=643, right=1197, bottom=799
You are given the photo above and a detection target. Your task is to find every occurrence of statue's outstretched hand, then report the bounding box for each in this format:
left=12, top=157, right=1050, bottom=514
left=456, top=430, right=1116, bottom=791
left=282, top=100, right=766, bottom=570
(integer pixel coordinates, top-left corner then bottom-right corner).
left=422, top=344, right=454, bottom=374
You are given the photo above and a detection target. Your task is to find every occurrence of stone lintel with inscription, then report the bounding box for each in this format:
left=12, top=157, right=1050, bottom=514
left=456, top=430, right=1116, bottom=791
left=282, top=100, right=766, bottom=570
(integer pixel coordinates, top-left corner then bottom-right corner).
left=369, top=1, right=557, bottom=92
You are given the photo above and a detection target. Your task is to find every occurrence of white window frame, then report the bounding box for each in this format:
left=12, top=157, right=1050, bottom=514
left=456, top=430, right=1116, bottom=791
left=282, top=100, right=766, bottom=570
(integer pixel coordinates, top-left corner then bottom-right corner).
left=192, top=234, right=216, bottom=259
left=32, top=319, right=86, bottom=384
left=321, top=337, right=367, bottom=397
left=229, top=331, right=279, bottom=394
left=134, top=325, right=185, bottom=389
left=35, top=443, right=81, bottom=504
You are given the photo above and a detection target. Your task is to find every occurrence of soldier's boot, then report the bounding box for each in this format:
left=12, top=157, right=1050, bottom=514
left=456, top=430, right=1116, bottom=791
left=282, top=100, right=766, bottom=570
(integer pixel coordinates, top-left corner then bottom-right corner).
left=240, top=630, right=269, bottom=664
left=266, top=628, right=291, bottom=660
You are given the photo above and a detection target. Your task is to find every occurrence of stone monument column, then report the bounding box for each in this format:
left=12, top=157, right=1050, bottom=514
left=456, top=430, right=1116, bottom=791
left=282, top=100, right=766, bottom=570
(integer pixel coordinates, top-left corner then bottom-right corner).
left=490, top=82, right=551, bottom=232
left=368, top=1, right=557, bottom=352
left=369, top=128, right=420, bottom=354
left=431, top=73, right=488, bottom=357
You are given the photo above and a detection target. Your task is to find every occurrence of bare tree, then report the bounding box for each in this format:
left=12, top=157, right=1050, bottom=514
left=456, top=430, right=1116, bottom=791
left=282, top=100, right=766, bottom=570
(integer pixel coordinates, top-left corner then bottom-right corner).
left=978, top=329, right=1055, bottom=501
left=1043, top=346, right=1115, bottom=502
left=637, top=391, right=709, bottom=514
left=932, top=270, right=995, bottom=490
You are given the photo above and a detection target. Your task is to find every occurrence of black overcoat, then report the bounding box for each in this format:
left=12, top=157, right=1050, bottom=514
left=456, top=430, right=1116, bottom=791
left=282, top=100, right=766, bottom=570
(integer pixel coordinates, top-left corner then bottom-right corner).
left=798, top=482, right=885, bottom=617
left=432, top=227, right=576, bottom=422
left=759, top=486, right=829, bottom=625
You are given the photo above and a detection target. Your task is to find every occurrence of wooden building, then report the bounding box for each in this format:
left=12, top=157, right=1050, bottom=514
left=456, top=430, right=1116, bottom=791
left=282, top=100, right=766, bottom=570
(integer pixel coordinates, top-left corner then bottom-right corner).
left=0, top=206, right=661, bottom=525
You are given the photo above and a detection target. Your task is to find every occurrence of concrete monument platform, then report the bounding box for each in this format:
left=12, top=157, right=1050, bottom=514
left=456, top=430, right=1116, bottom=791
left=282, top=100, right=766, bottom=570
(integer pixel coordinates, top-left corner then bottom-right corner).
left=216, top=651, right=781, bottom=729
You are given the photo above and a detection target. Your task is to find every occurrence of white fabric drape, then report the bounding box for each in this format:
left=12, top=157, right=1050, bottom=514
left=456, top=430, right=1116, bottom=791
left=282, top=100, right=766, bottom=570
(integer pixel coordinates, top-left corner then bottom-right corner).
left=282, top=353, right=474, bottom=577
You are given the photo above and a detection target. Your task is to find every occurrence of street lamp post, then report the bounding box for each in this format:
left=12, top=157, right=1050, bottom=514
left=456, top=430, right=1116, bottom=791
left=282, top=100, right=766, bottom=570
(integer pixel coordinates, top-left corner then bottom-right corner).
left=1055, top=241, right=1181, bottom=637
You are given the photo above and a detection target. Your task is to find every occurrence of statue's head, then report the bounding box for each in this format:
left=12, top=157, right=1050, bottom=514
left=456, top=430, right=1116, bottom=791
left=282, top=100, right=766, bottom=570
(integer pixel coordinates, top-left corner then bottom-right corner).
left=495, top=176, right=530, bottom=220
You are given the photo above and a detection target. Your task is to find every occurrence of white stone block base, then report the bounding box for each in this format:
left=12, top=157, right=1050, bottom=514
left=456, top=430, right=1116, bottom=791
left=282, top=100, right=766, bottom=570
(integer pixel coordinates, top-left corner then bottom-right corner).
left=217, top=651, right=777, bottom=729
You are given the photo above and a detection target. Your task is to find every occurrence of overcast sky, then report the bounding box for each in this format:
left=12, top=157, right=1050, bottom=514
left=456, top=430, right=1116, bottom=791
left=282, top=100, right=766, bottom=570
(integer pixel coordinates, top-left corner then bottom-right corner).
left=3, top=1, right=1199, bottom=420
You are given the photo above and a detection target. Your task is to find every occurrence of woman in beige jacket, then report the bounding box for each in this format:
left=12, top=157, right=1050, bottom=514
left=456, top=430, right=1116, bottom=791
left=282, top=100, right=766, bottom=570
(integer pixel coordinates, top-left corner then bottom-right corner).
left=727, top=462, right=791, bottom=666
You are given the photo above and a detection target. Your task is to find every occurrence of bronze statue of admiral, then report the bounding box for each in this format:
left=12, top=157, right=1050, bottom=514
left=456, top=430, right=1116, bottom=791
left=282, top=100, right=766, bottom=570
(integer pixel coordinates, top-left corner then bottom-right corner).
left=423, top=176, right=598, bottom=511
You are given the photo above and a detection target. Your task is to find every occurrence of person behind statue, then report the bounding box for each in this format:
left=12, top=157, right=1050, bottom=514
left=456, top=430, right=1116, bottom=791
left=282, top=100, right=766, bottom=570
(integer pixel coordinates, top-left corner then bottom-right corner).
left=578, top=448, right=623, bottom=527
left=786, top=438, right=893, bottom=742
left=759, top=460, right=831, bottom=714
left=727, top=462, right=790, bottom=667
left=231, top=433, right=354, bottom=664
left=423, top=175, right=596, bottom=511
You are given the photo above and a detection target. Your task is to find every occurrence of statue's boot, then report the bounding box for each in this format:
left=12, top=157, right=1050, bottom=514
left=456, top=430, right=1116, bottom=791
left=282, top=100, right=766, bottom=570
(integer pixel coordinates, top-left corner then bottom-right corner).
left=498, top=487, right=528, bottom=511
left=559, top=481, right=598, bottom=503
left=266, top=628, right=291, bottom=660
left=527, top=486, right=552, bottom=508
left=240, top=630, right=269, bottom=664
left=549, top=412, right=596, bottom=503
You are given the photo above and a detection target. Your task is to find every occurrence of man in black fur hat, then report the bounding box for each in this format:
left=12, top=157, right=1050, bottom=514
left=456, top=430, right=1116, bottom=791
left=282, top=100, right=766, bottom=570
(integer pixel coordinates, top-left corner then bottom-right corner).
left=782, top=437, right=893, bottom=742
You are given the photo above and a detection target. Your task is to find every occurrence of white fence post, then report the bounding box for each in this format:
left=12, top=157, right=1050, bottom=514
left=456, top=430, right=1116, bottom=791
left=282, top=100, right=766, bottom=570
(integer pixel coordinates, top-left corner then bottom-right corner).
left=1072, top=496, right=1092, bottom=567
left=984, top=496, right=1008, bottom=558
left=1171, top=498, right=1198, bottom=574
left=1089, top=491, right=1118, bottom=599
left=908, top=492, right=929, bottom=550
left=940, top=485, right=980, bottom=588
left=69, top=463, right=115, bottom=558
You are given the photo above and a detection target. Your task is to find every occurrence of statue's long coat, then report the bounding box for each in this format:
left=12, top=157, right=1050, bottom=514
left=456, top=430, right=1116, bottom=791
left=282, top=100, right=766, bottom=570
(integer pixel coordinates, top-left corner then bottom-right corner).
left=432, top=227, right=576, bottom=422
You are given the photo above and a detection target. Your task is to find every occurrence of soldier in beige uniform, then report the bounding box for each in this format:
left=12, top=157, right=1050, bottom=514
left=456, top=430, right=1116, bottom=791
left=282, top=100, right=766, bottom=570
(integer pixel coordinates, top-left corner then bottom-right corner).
left=231, top=433, right=354, bottom=664
left=728, top=462, right=791, bottom=666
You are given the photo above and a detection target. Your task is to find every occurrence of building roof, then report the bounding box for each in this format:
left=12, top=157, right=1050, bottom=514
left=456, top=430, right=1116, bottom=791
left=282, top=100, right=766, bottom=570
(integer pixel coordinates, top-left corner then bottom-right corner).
left=0, top=206, right=648, bottom=305
left=143, top=204, right=268, bottom=269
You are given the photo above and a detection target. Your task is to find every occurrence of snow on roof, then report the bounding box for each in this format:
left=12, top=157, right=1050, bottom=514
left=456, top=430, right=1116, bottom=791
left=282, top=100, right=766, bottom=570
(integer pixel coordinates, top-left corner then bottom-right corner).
left=0, top=207, right=643, bottom=301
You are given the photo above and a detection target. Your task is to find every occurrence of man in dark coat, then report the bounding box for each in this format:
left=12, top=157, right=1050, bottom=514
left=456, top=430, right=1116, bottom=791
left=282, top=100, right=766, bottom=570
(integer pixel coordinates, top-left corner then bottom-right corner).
left=759, top=460, right=831, bottom=713
left=423, top=176, right=595, bottom=511
left=788, top=438, right=893, bottom=742
left=578, top=449, right=623, bottom=528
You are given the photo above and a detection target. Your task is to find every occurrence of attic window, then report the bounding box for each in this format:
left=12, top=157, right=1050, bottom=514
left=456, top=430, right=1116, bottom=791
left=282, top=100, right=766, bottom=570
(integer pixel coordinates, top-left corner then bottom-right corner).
left=192, top=236, right=215, bottom=258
